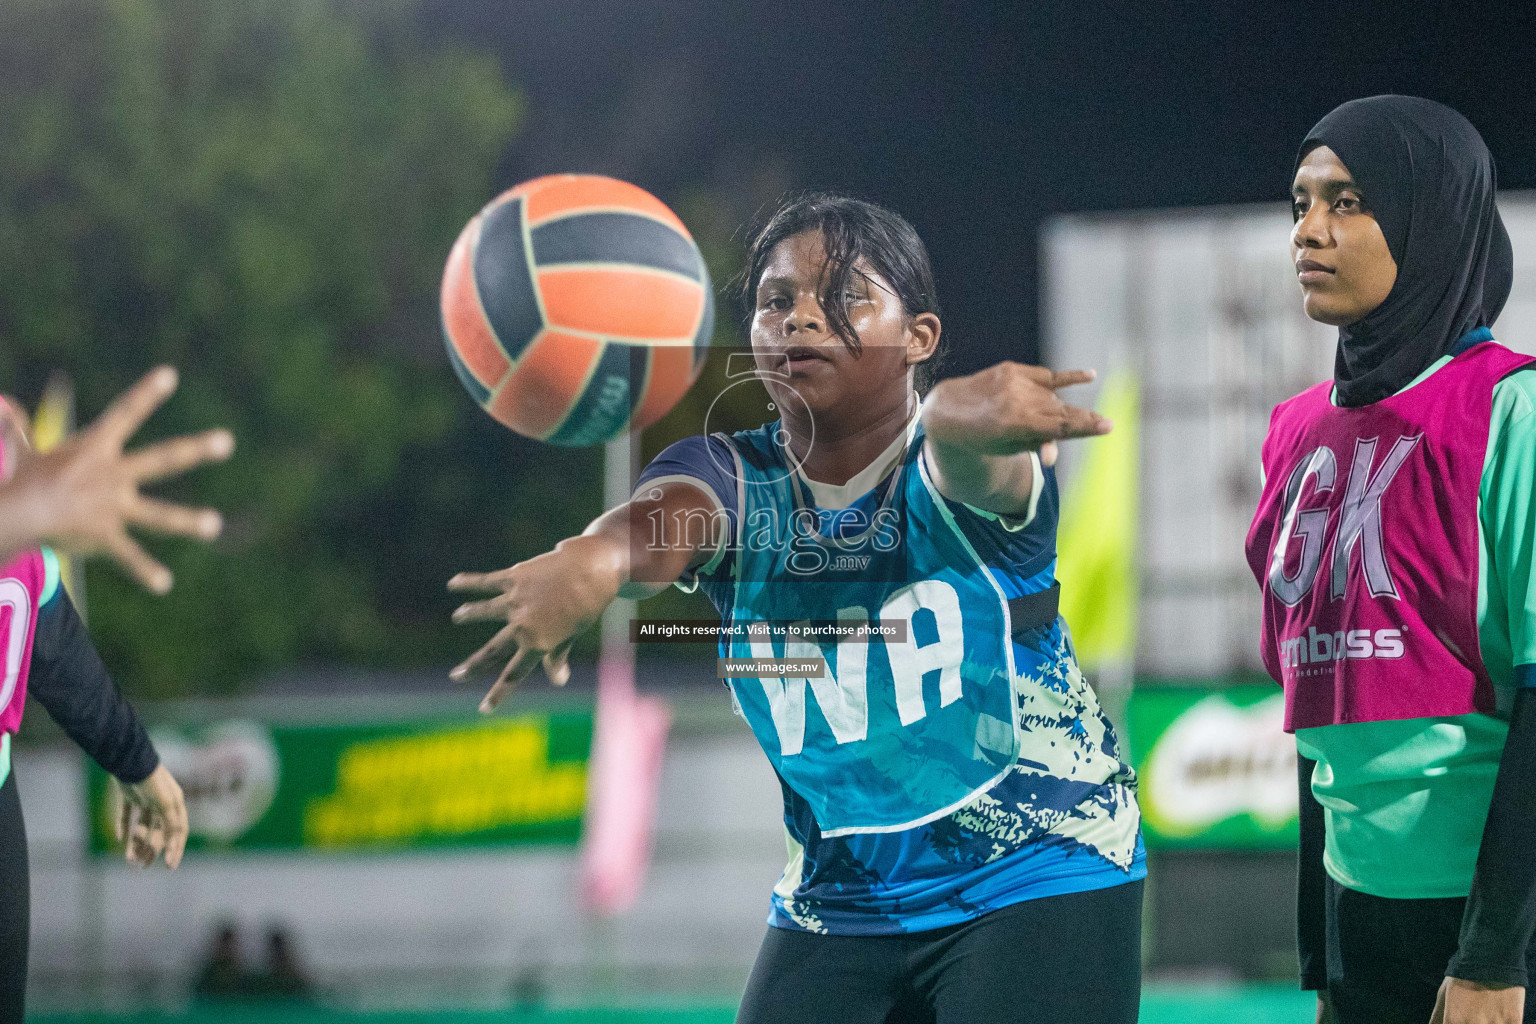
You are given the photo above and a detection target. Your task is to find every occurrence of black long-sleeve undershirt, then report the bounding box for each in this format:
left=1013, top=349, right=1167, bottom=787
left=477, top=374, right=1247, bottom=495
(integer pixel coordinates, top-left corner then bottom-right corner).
left=1298, top=690, right=1536, bottom=991
left=1296, top=752, right=1329, bottom=991
left=26, top=588, right=158, bottom=784
left=1449, top=686, right=1536, bottom=987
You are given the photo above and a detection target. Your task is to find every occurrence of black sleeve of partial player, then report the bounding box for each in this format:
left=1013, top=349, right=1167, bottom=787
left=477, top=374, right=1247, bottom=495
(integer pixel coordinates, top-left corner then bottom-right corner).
left=1296, top=752, right=1329, bottom=991
left=1449, top=687, right=1536, bottom=988
left=27, top=590, right=159, bottom=785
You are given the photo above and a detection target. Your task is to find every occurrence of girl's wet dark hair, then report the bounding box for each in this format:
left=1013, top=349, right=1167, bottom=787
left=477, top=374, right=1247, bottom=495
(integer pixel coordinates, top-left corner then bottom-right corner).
left=738, top=192, right=946, bottom=393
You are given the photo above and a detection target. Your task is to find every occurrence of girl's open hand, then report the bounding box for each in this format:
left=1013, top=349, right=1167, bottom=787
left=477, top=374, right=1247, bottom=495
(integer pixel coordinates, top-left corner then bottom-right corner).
left=448, top=534, right=627, bottom=712
left=9, top=366, right=232, bottom=593
left=976, top=362, right=1111, bottom=464
left=924, top=361, right=1110, bottom=465
left=114, top=763, right=189, bottom=869
left=1431, top=977, right=1524, bottom=1024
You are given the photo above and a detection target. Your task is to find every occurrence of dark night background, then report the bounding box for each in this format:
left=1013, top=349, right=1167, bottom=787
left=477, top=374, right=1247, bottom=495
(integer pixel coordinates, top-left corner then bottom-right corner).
left=430, top=0, right=1536, bottom=373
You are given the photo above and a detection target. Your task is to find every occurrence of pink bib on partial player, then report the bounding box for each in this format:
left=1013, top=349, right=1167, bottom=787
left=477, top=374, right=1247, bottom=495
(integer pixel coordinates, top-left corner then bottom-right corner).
left=0, top=548, right=48, bottom=738
left=1245, top=341, right=1536, bottom=732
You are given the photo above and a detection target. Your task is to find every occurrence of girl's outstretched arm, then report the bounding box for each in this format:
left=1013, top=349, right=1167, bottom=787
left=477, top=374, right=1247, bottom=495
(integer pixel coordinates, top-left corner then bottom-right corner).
left=448, top=479, right=720, bottom=711
left=27, top=585, right=189, bottom=869
left=0, top=367, right=232, bottom=592
left=920, top=361, right=1110, bottom=518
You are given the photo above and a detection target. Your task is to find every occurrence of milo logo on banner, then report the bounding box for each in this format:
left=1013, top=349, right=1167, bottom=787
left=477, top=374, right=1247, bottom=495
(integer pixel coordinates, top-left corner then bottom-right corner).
left=1128, top=688, right=1299, bottom=849
left=151, top=720, right=281, bottom=843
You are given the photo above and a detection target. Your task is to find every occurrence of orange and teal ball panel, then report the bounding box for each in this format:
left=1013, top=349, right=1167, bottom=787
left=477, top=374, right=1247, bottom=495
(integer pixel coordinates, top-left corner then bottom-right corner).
left=441, top=175, right=713, bottom=447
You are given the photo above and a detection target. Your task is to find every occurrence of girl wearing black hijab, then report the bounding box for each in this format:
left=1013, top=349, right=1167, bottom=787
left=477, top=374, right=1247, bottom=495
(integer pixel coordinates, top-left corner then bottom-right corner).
left=1245, top=95, right=1536, bottom=1024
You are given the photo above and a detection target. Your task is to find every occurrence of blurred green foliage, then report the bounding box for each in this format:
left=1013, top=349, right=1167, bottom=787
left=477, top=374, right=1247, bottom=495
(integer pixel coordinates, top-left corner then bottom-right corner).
left=0, top=0, right=776, bottom=698
left=0, top=0, right=578, bottom=695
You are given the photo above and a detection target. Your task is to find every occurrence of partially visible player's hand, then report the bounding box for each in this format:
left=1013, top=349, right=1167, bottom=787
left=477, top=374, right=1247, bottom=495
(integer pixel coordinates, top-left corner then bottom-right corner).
left=114, top=763, right=189, bottom=869
left=1316, top=991, right=1337, bottom=1024
left=1432, top=976, right=1525, bottom=1024
left=8, top=366, right=233, bottom=594
left=924, top=361, right=1111, bottom=466
left=448, top=534, right=627, bottom=712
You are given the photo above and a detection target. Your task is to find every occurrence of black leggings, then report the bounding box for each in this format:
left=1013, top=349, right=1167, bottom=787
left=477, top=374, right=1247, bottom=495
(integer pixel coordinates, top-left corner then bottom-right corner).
left=1326, top=877, right=1536, bottom=1024
left=736, top=880, right=1144, bottom=1024
left=0, top=770, right=28, bottom=1024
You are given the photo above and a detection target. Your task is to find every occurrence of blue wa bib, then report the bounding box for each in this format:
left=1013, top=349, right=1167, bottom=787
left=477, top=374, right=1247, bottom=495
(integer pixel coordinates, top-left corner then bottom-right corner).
left=720, top=422, right=1022, bottom=836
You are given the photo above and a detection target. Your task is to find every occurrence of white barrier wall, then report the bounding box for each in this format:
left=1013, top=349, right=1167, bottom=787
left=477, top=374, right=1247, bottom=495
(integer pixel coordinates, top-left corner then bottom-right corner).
left=19, top=703, right=786, bottom=1010
left=1043, top=195, right=1536, bottom=679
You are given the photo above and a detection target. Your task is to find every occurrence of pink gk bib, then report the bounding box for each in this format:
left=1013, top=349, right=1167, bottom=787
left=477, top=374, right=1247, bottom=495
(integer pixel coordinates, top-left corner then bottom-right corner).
left=1246, top=342, right=1536, bottom=732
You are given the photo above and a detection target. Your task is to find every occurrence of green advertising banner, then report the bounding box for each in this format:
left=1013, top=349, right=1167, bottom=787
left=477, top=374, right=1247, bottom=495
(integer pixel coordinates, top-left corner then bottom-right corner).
left=1127, top=686, right=1298, bottom=851
left=87, top=712, right=593, bottom=855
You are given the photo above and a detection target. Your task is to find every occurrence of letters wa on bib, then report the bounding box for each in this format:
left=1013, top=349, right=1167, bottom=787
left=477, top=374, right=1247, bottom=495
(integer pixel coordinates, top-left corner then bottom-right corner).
left=637, top=401, right=1143, bottom=936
